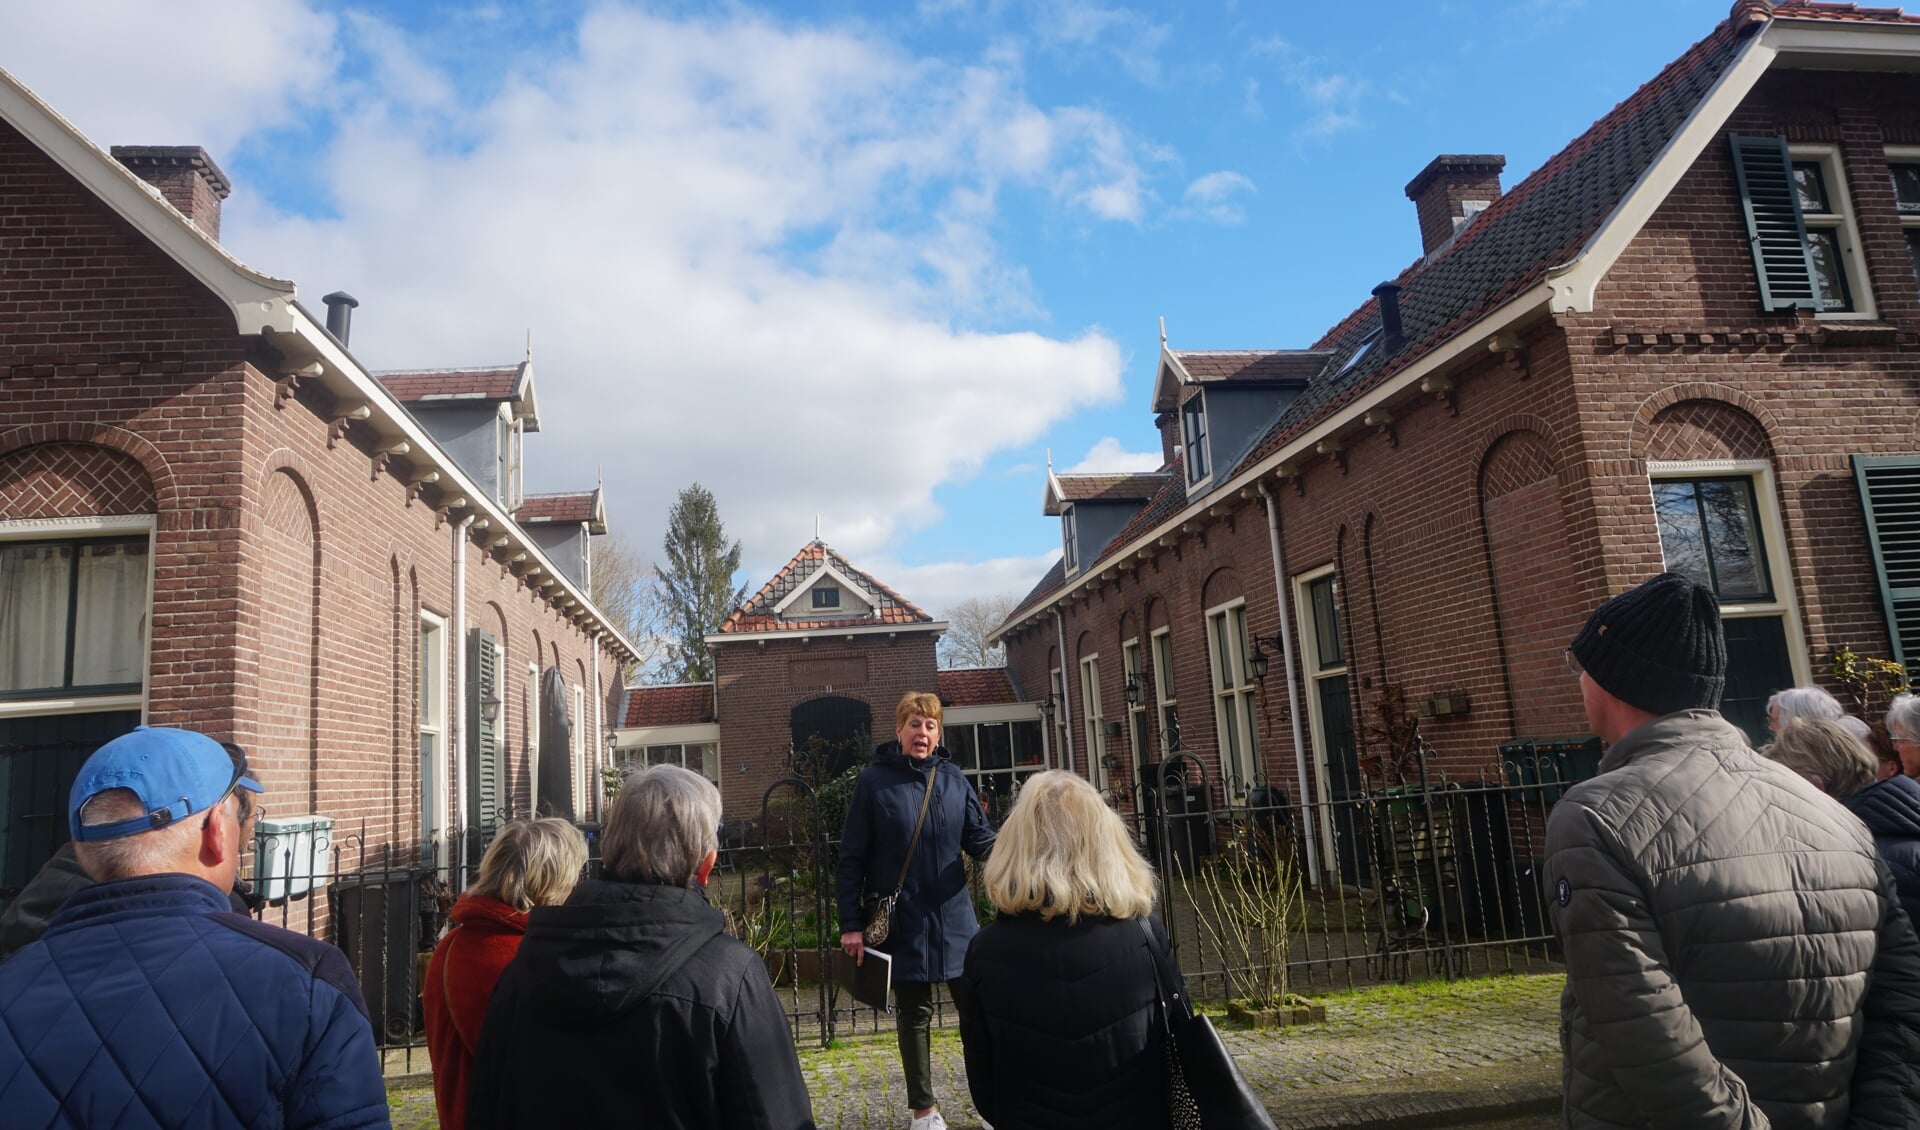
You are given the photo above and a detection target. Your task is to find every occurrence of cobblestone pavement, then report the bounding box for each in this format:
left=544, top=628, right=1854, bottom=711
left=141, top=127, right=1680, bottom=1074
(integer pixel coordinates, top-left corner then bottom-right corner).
left=386, top=972, right=1564, bottom=1129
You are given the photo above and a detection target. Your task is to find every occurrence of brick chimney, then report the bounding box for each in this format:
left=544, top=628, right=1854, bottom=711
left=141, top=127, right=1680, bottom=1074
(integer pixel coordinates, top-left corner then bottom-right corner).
left=110, top=145, right=232, bottom=241
left=1404, top=154, right=1505, bottom=257
left=1156, top=410, right=1181, bottom=467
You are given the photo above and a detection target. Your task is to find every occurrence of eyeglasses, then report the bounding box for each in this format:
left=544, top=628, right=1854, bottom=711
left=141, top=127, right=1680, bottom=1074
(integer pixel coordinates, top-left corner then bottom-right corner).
left=1565, top=650, right=1584, bottom=679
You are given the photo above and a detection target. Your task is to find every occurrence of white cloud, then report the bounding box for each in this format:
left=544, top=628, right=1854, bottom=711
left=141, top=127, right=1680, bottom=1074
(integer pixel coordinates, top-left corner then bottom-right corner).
left=0, top=0, right=337, bottom=154
left=195, top=4, right=1145, bottom=571
left=1065, top=437, right=1164, bottom=473
left=1179, top=170, right=1255, bottom=224
left=860, top=550, right=1062, bottom=619
left=1248, top=35, right=1369, bottom=142
left=1033, top=1, right=1171, bottom=85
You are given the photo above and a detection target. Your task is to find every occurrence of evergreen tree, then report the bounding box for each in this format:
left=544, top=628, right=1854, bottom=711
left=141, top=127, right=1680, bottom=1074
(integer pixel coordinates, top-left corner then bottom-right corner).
left=651, top=483, right=748, bottom=683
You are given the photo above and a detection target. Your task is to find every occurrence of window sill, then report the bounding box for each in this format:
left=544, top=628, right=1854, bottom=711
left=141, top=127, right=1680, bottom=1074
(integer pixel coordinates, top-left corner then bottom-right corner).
left=0, top=692, right=144, bottom=719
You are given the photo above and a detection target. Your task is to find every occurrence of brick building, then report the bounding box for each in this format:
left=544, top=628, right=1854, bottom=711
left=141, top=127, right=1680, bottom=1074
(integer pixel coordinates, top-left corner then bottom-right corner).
left=0, top=66, right=638, bottom=914
left=995, top=0, right=1920, bottom=889
left=615, top=541, right=1049, bottom=821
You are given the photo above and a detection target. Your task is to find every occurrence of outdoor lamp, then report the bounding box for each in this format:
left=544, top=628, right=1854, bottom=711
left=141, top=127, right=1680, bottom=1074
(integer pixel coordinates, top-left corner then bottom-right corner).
left=1123, top=673, right=1142, bottom=706
left=1247, top=633, right=1287, bottom=681
left=480, top=694, right=502, bottom=724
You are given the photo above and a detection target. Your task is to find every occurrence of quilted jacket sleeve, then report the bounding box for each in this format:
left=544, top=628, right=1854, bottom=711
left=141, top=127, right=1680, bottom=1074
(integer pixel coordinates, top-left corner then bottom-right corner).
left=959, top=931, right=1000, bottom=1126
left=1845, top=863, right=1920, bottom=1129
left=286, top=955, right=391, bottom=1130
left=1547, top=799, right=1766, bottom=1129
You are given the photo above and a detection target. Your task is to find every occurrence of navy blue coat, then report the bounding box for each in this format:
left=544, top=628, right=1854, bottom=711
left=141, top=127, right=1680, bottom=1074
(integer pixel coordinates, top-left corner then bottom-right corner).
left=1845, top=774, right=1920, bottom=925
left=836, top=742, right=995, bottom=982
left=0, top=874, right=389, bottom=1129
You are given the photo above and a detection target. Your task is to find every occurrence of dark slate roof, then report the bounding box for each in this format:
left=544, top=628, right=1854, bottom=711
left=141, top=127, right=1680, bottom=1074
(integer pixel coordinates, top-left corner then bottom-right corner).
left=937, top=667, right=1021, bottom=707
left=720, top=540, right=933, bottom=633
left=1238, top=13, right=1755, bottom=469
left=623, top=682, right=715, bottom=727
left=375, top=363, right=526, bottom=402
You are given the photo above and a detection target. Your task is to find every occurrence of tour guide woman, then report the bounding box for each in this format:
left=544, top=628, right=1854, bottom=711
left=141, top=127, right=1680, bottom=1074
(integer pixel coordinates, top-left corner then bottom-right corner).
left=838, top=691, right=996, bottom=1130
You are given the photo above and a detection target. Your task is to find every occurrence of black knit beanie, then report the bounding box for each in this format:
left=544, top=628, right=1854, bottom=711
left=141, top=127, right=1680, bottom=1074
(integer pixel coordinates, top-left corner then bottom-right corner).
left=1569, top=572, right=1726, bottom=716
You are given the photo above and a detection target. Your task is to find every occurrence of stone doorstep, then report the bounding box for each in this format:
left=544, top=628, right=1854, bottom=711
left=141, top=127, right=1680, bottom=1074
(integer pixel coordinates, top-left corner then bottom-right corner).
left=1266, top=1057, right=1561, bottom=1130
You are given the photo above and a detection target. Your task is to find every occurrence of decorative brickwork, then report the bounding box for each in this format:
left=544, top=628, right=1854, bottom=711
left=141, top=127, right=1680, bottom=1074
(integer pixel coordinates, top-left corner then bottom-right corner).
left=0, top=443, right=156, bottom=518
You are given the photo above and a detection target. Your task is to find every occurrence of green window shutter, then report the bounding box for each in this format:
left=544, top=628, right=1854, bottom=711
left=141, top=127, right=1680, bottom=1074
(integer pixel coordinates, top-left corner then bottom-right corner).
left=466, top=628, right=503, bottom=833
left=1729, top=134, right=1819, bottom=312
left=1854, top=455, right=1920, bottom=670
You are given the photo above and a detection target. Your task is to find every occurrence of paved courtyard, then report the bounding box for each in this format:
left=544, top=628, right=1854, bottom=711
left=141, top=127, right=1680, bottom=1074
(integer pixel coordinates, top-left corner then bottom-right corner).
left=387, top=972, right=1564, bottom=1128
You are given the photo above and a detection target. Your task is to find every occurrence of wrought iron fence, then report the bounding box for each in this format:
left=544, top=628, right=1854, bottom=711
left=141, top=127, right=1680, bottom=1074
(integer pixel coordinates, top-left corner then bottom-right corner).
left=239, top=753, right=1575, bottom=1062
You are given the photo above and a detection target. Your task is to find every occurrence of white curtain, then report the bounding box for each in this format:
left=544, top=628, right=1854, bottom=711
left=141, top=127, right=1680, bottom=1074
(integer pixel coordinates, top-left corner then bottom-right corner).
left=71, top=541, right=149, bottom=687
left=0, top=544, right=72, bottom=692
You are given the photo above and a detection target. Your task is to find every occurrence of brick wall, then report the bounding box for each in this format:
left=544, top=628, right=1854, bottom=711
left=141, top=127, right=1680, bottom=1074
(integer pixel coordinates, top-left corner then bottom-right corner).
left=1002, top=68, right=1920, bottom=832
left=710, top=631, right=940, bottom=816
left=0, top=119, right=623, bottom=930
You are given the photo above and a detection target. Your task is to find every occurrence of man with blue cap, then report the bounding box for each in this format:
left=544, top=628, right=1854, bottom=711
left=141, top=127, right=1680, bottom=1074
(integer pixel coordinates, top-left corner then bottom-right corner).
left=0, top=727, right=389, bottom=1128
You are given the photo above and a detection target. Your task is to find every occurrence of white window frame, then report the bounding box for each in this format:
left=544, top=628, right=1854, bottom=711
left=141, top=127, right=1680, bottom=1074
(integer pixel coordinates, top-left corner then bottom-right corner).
left=1293, top=565, right=1348, bottom=826
left=1888, top=145, right=1920, bottom=287
left=1080, top=653, right=1107, bottom=793
left=419, top=610, right=449, bottom=859
left=1183, top=396, right=1212, bottom=486
left=1122, top=637, right=1147, bottom=782
left=1204, top=599, right=1258, bottom=801
left=1149, top=627, right=1177, bottom=756
left=0, top=515, right=155, bottom=720
left=1062, top=505, right=1079, bottom=576
left=1790, top=144, right=1876, bottom=320
left=943, top=705, right=1049, bottom=813
left=1646, top=459, right=1811, bottom=686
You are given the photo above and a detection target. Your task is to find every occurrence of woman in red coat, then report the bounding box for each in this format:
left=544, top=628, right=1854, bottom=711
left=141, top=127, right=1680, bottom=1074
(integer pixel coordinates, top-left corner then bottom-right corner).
left=424, top=818, right=588, bottom=1130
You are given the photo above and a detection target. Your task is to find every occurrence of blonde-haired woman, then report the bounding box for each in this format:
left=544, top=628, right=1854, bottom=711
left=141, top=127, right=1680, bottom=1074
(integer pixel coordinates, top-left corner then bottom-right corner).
left=958, top=770, right=1187, bottom=1130
left=424, top=818, right=587, bottom=1130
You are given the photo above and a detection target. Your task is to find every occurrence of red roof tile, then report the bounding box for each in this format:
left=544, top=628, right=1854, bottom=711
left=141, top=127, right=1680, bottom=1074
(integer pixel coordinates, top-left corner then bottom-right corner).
left=1173, top=350, right=1328, bottom=382
left=516, top=490, right=601, bottom=526
left=624, top=683, right=715, bottom=728
left=937, top=668, right=1020, bottom=707
left=719, top=541, right=933, bottom=633
left=1055, top=473, right=1170, bottom=503
left=375, top=364, right=526, bottom=402
left=1771, top=1, right=1920, bottom=23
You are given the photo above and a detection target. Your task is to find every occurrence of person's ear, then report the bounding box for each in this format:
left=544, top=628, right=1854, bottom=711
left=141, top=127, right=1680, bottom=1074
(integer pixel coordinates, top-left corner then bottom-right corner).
left=199, top=800, right=239, bottom=868
left=695, top=849, right=718, bottom=887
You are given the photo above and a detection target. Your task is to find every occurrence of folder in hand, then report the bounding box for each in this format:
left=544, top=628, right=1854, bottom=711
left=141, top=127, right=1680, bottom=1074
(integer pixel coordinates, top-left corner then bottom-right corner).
left=835, top=947, right=893, bottom=1012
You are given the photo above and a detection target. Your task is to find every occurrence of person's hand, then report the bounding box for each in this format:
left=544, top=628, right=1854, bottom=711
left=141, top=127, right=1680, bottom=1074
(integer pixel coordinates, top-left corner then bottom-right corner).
left=840, top=930, right=864, bottom=966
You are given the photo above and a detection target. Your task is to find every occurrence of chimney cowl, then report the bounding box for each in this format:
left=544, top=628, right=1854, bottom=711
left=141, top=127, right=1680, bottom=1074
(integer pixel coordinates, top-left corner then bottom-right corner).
left=110, top=145, right=232, bottom=241
left=1404, top=154, right=1506, bottom=257
left=1372, top=281, right=1406, bottom=354
left=322, top=292, right=360, bottom=346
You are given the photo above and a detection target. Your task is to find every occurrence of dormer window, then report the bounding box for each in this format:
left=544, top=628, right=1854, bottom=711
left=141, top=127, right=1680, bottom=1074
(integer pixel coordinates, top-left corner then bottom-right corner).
left=1182, top=397, right=1210, bottom=484
left=1062, top=507, right=1078, bottom=573
left=812, top=587, right=841, bottom=610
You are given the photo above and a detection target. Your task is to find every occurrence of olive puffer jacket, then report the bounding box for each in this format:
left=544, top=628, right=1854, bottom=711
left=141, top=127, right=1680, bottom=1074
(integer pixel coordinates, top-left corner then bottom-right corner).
left=1546, top=710, right=1920, bottom=1129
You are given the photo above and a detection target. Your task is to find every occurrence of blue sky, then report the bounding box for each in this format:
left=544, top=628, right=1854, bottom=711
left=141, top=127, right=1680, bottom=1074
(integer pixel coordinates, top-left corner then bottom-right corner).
left=4, top=0, right=1726, bottom=613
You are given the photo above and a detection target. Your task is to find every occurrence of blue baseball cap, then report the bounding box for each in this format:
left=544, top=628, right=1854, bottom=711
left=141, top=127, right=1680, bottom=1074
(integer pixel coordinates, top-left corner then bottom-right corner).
left=68, top=727, right=263, bottom=842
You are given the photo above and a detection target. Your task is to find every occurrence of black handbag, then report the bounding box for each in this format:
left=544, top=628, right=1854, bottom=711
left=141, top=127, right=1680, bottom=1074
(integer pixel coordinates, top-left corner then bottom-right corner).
left=1139, top=918, right=1279, bottom=1130
left=863, top=766, right=937, bottom=948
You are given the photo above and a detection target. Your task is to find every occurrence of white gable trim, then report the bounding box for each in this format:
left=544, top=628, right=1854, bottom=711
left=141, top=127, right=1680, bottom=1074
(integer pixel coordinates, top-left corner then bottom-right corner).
left=0, top=67, right=295, bottom=334
left=1548, top=19, right=1920, bottom=314
left=770, top=562, right=877, bottom=617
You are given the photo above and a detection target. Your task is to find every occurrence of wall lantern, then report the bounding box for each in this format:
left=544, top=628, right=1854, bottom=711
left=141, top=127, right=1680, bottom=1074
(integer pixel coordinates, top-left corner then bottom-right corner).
left=1247, top=634, right=1287, bottom=682
left=480, top=694, right=502, bottom=724
left=1123, top=673, right=1143, bottom=707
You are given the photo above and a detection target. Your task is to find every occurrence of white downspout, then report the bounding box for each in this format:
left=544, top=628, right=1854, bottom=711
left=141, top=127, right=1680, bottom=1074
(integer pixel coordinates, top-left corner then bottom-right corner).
left=1054, top=608, right=1076, bottom=774
left=1258, top=482, right=1320, bottom=887
left=591, top=643, right=602, bottom=822
left=452, top=514, right=475, bottom=879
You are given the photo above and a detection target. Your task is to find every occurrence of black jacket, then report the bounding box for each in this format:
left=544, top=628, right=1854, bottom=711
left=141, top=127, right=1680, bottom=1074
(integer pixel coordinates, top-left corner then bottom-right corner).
left=469, top=878, right=815, bottom=1130
left=1846, top=775, right=1920, bottom=926
left=959, top=911, right=1183, bottom=1130
left=835, top=741, right=995, bottom=981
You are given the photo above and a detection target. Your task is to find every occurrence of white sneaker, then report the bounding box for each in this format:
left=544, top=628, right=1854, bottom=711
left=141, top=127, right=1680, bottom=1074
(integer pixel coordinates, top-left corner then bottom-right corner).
left=908, top=1111, right=948, bottom=1130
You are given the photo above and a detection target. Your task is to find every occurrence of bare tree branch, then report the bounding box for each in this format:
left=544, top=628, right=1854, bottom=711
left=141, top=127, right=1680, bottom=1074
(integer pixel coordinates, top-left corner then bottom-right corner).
left=938, top=594, right=1019, bottom=669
